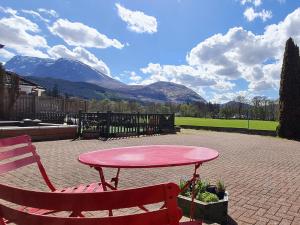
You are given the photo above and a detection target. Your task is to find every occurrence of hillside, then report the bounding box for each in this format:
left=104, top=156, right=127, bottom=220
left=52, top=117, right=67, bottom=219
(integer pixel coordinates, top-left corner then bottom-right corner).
left=6, top=55, right=206, bottom=103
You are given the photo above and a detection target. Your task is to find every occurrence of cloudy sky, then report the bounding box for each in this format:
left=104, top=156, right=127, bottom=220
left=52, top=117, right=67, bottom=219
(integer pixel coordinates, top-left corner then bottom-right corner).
left=0, top=0, right=300, bottom=103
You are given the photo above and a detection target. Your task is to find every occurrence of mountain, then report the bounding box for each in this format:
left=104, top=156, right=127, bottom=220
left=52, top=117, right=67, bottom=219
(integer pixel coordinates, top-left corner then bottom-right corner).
left=145, top=82, right=206, bottom=103
left=5, top=55, right=125, bottom=89
left=221, top=101, right=251, bottom=108
left=27, top=76, right=206, bottom=103
left=26, top=76, right=122, bottom=100
left=5, top=55, right=206, bottom=103
left=119, top=81, right=206, bottom=103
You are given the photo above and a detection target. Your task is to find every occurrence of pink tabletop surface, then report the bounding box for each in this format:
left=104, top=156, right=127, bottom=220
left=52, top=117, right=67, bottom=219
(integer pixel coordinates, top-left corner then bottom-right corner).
left=78, top=145, right=219, bottom=168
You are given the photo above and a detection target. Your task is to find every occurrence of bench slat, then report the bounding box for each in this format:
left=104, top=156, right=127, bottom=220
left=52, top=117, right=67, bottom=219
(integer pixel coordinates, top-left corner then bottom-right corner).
left=0, top=135, right=30, bottom=147
left=0, top=145, right=35, bottom=161
left=0, top=155, right=38, bottom=174
left=0, top=204, right=175, bottom=225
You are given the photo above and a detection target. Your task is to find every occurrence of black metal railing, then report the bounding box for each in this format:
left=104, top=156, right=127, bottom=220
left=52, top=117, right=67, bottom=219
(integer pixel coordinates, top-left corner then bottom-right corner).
left=78, top=111, right=175, bottom=139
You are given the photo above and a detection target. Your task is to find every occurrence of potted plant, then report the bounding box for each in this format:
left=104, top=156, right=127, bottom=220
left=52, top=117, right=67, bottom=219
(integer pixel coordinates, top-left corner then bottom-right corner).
left=216, top=180, right=226, bottom=200
left=177, top=179, right=228, bottom=225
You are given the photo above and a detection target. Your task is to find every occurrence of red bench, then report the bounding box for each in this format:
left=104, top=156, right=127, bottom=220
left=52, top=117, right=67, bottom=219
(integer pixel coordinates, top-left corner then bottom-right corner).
left=0, top=135, right=202, bottom=225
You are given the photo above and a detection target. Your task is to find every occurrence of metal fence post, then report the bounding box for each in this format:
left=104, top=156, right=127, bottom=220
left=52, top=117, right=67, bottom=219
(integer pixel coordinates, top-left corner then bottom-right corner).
left=78, top=110, right=82, bottom=138
left=106, top=111, right=111, bottom=139
left=137, top=112, right=140, bottom=136
left=97, top=111, right=100, bottom=138
left=172, top=113, right=175, bottom=132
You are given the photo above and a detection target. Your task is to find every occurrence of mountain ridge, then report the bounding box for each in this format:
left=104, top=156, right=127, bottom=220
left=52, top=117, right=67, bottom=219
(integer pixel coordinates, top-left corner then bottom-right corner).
left=5, top=55, right=206, bottom=103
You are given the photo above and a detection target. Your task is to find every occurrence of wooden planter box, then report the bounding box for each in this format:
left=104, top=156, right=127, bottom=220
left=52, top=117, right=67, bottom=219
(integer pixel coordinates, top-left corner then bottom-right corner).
left=177, top=192, right=228, bottom=225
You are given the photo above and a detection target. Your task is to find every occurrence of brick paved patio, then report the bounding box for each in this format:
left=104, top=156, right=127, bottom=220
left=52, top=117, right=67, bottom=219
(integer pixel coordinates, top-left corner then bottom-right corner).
left=1, top=129, right=300, bottom=225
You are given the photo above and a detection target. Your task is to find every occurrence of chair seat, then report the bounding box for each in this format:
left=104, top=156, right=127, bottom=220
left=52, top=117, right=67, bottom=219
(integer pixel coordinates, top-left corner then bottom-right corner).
left=24, top=182, right=104, bottom=215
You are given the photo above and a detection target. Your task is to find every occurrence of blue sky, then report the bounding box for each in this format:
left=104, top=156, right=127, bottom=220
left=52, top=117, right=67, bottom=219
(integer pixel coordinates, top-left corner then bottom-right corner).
left=1, top=0, right=300, bottom=103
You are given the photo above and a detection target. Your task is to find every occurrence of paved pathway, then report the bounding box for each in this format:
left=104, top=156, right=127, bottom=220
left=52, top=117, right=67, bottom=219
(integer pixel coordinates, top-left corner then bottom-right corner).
left=1, top=130, right=300, bottom=225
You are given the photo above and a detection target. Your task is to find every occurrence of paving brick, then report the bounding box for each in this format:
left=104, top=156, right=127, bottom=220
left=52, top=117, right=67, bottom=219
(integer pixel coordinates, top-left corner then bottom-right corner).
left=267, top=220, right=280, bottom=225
left=279, top=219, right=292, bottom=225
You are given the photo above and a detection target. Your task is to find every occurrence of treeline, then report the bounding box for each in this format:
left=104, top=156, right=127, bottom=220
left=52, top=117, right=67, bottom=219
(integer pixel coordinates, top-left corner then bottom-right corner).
left=88, top=96, right=279, bottom=121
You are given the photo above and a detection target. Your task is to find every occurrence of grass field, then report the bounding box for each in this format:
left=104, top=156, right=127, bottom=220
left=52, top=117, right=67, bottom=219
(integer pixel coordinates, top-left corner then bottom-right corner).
left=175, top=117, right=278, bottom=131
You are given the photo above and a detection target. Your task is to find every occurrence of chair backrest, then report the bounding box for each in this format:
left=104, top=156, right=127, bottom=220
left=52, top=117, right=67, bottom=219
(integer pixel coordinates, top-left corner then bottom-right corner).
left=0, top=182, right=182, bottom=225
left=0, top=135, right=55, bottom=191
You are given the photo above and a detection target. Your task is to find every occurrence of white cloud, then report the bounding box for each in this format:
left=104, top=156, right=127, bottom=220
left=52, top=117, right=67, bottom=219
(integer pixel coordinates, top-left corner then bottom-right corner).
left=211, top=90, right=251, bottom=104
left=241, top=0, right=262, bottom=7
left=0, top=6, right=17, bottom=16
left=139, top=7, right=300, bottom=100
left=38, top=8, right=58, bottom=18
left=0, top=48, right=15, bottom=59
left=212, top=80, right=236, bottom=91
left=140, top=63, right=216, bottom=88
left=21, top=9, right=50, bottom=23
left=129, top=71, right=142, bottom=81
left=116, top=3, right=157, bottom=34
left=185, top=24, right=282, bottom=92
left=49, top=19, right=124, bottom=49
left=244, top=7, right=272, bottom=22
left=48, top=45, right=110, bottom=75
left=0, top=11, right=49, bottom=58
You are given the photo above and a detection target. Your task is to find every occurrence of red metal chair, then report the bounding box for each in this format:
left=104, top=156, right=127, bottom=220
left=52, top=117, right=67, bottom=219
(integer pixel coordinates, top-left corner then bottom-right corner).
left=0, top=182, right=201, bottom=225
left=0, top=135, right=105, bottom=216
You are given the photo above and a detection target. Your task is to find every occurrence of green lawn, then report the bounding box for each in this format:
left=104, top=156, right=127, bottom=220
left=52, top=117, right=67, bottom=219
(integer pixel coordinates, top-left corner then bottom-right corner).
left=175, top=117, right=278, bottom=131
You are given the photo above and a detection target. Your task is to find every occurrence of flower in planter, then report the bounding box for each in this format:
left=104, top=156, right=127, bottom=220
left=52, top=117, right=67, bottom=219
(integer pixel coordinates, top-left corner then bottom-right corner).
left=196, top=191, right=219, bottom=203
left=179, top=179, right=226, bottom=201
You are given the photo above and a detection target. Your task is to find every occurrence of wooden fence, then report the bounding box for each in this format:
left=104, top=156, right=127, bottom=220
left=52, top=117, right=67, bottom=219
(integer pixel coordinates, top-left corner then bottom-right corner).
left=78, top=111, right=175, bottom=139
left=2, top=94, right=88, bottom=121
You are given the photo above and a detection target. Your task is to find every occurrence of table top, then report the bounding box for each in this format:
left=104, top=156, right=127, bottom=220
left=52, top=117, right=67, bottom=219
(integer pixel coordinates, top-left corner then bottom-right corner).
left=78, top=145, right=219, bottom=168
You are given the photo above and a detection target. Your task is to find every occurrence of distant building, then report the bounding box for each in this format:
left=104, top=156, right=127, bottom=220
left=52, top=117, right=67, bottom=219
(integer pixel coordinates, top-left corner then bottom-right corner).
left=5, top=71, right=45, bottom=96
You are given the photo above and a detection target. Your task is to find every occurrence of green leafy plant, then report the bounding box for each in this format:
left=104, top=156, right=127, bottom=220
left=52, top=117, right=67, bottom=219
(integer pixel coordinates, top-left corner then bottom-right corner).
left=197, top=192, right=219, bottom=203
left=195, top=179, right=209, bottom=194
left=179, top=180, right=190, bottom=197
left=216, top=180, right=225, bottom=193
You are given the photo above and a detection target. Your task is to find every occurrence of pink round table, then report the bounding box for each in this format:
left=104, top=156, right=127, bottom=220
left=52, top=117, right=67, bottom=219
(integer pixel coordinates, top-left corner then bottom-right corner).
left=78, top=145, right=219, bottom=191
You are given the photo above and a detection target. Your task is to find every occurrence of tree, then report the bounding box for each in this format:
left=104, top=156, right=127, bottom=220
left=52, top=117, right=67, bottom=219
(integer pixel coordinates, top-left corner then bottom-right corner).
left=51, top=84, right=59, bottom=97
left=8, top=73, right=20, bottom=113
left=235, top=95, right=247, bottom=119
left=278, top=37, right=300, bottom=139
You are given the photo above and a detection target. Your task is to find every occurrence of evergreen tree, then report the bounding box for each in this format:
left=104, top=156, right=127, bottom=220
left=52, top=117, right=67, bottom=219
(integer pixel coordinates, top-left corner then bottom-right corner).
left=278, top=37, right=300, bottom=139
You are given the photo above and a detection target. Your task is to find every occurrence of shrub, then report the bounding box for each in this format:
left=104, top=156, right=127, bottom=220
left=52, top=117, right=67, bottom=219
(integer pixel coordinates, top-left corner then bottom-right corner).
left=197, top=192, right=219, bottom=203
left=195, top=179, right=209, bottom=194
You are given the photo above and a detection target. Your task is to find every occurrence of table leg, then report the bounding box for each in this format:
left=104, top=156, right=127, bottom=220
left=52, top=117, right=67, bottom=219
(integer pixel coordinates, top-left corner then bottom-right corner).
left=111, top=168, right=120, bottom=189
left=96, top=167, right=108, bottom=191
left=178, top=163, right=201, bottom=221
left=189, top=163, right=201, bottom=221
left=95, top=167, right=121, bottom=216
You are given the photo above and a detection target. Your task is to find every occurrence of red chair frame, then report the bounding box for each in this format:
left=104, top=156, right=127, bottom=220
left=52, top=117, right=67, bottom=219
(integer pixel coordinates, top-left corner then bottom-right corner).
left=0, top=135, right=104, bottom=220
left=0, top=135, right=55, bottom=191
left=0, top=135, right=104, bottom=194
left=0, top=182, right=203, bottom=225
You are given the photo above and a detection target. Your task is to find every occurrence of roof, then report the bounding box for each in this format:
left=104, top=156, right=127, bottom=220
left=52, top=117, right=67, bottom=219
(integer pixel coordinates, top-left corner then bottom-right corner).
left=5, top=71, right=45, bottom=89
